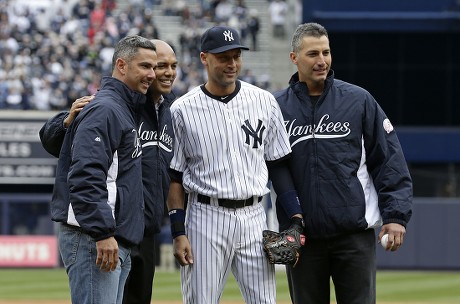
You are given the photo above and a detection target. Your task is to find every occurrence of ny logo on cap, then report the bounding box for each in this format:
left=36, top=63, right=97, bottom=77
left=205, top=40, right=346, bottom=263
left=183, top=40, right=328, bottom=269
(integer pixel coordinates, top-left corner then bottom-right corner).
left=223, top=30, right=234, bottom=42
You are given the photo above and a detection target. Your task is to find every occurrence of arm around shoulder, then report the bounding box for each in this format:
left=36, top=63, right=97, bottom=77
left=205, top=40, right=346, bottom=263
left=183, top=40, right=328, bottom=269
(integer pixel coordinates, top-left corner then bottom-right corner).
left=39, top=111, right=70, bottom=158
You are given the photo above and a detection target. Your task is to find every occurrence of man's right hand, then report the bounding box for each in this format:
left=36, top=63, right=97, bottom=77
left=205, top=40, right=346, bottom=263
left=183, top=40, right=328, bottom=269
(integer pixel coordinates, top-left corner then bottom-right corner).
left=173, top=235, right=194, bottom=266
left=95, top=236, right=119, bottom=272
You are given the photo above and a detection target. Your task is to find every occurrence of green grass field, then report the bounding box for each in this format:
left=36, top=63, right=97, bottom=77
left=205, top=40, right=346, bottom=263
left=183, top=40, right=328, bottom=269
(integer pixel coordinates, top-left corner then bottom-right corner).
left=0, top=268, right=459, bottom=302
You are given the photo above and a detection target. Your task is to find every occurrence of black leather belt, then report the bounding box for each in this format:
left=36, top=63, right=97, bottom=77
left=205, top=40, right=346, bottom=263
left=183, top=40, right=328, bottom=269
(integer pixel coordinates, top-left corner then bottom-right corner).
left=197, top=194, right=261, bottom=209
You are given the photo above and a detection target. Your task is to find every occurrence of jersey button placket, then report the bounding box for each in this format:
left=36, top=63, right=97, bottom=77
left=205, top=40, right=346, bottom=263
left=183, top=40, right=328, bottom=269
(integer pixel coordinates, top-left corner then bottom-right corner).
left=225, top=105, right=242, bottom=198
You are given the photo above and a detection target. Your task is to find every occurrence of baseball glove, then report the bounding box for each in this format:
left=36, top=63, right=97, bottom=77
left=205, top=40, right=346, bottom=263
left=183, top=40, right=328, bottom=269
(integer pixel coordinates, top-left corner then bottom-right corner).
left=262, top=226, right=305, bottom=266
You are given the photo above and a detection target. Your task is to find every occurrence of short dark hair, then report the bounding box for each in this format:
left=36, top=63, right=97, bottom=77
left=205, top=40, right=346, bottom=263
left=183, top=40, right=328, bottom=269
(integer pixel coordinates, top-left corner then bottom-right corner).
left=112, top=35, right=156, bottom=70
left=291, top=23, right=328, bottom=53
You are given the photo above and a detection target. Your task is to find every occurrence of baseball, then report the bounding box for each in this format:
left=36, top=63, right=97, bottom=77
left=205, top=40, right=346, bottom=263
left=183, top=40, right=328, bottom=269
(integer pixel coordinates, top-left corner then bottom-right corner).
left=381, top=234, right=389, bottom=248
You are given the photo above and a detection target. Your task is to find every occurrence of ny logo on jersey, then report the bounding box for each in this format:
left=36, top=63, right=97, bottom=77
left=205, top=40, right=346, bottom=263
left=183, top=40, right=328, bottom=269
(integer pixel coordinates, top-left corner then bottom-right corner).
left=223, top=30, right=234, bottom=42
left=241, top=119, right=265, bottom=149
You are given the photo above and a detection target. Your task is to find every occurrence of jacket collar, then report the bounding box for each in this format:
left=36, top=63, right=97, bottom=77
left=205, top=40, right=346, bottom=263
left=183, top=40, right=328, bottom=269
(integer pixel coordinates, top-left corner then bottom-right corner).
left=288, top=70, right=335, bottom=98
left=162, top=91, right=176, bottom=107
left=99, top=76, right=146, bottom=109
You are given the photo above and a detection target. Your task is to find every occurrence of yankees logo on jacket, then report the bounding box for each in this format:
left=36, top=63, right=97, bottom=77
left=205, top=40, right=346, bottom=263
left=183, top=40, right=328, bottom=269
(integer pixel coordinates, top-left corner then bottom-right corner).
left=138, top=93, right=174, bottom=236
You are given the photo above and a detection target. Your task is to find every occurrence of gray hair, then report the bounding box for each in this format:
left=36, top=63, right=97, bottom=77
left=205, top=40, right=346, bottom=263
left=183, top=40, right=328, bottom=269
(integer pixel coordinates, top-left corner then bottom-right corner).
left=112, top=35, right=156, bottom=70
left=291, top=23, right=328, bottom=53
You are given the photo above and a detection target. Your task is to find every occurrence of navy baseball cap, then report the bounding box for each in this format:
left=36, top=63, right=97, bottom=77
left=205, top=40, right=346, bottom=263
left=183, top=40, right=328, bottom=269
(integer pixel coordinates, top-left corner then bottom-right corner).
left=200, top=26, right=249, bottom=53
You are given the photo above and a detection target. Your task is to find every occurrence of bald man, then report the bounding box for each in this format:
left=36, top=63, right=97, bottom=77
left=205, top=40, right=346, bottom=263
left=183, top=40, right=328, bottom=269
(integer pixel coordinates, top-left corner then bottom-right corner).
left=122, top=39, right=178, bottom=304
left=39, top=39, right=179, bottom=304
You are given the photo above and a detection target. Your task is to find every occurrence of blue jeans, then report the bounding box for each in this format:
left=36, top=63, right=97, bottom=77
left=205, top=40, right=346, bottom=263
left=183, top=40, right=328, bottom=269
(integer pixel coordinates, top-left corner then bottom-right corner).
left=58, top=223, right=132, bottom=304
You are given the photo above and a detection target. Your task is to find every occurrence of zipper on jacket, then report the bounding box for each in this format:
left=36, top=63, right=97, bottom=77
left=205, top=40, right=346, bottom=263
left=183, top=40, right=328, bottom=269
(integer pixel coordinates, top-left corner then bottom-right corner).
left=311, top=98, right=317, bottom=142
left=311, top=96, right=324, bottom=235
left=155, top=102, right=161, bottom=179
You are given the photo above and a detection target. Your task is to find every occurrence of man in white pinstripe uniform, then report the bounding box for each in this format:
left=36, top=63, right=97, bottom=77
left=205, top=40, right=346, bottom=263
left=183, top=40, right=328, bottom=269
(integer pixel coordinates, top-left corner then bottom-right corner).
left=166, top=25, right=305, bottom=304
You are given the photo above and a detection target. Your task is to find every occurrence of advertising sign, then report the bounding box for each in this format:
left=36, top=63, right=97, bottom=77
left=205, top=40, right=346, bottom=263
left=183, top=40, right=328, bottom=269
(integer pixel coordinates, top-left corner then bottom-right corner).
left=0, top=111, right=58, bottom=185
left=0, top=236, right=58, bottom=267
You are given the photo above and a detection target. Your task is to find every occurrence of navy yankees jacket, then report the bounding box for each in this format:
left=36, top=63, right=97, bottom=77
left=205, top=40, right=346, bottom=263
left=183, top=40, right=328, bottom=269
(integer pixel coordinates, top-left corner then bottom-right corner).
left=47, top=77, right=145, bottom=246
left=273, top=71, right=413, bottom=239
left=40, top=88, right=175, bottom=238
left=137, top=91, right=175, bottom=236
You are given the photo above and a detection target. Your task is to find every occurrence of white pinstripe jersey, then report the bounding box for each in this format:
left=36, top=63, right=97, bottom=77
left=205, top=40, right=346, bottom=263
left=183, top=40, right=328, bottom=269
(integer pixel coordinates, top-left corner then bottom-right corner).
left=170, top=80, right=292, bottom=200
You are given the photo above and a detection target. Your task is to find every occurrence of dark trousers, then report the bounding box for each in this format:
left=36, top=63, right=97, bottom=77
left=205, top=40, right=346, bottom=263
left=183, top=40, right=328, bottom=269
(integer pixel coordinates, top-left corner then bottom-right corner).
left=122, top=235, right=156, bottom=304
left=287, top=229, right=376, bottom=304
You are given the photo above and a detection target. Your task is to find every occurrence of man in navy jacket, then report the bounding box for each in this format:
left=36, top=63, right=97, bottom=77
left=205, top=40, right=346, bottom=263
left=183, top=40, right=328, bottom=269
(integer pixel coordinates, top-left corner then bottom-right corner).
left=273, top=23, right=413, bottom=304
left=42, top=36, right=159, bottom=304
left=40, top=40, right=177, bottom=304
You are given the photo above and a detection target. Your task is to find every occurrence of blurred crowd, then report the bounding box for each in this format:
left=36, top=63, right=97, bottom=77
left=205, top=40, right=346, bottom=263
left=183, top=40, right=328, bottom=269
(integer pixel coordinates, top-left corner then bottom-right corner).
left=0, top=0, right=272, bottom=111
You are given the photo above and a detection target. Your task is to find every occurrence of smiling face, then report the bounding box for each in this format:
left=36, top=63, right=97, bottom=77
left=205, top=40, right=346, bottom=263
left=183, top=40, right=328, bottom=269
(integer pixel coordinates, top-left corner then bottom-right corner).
left=290, top=35, right=331, bottom=95
left=147, top=40, right=178, bottom=102
left=200, top=48, right=242, bottom=96
left=116, top=47, right=157, bottom=94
